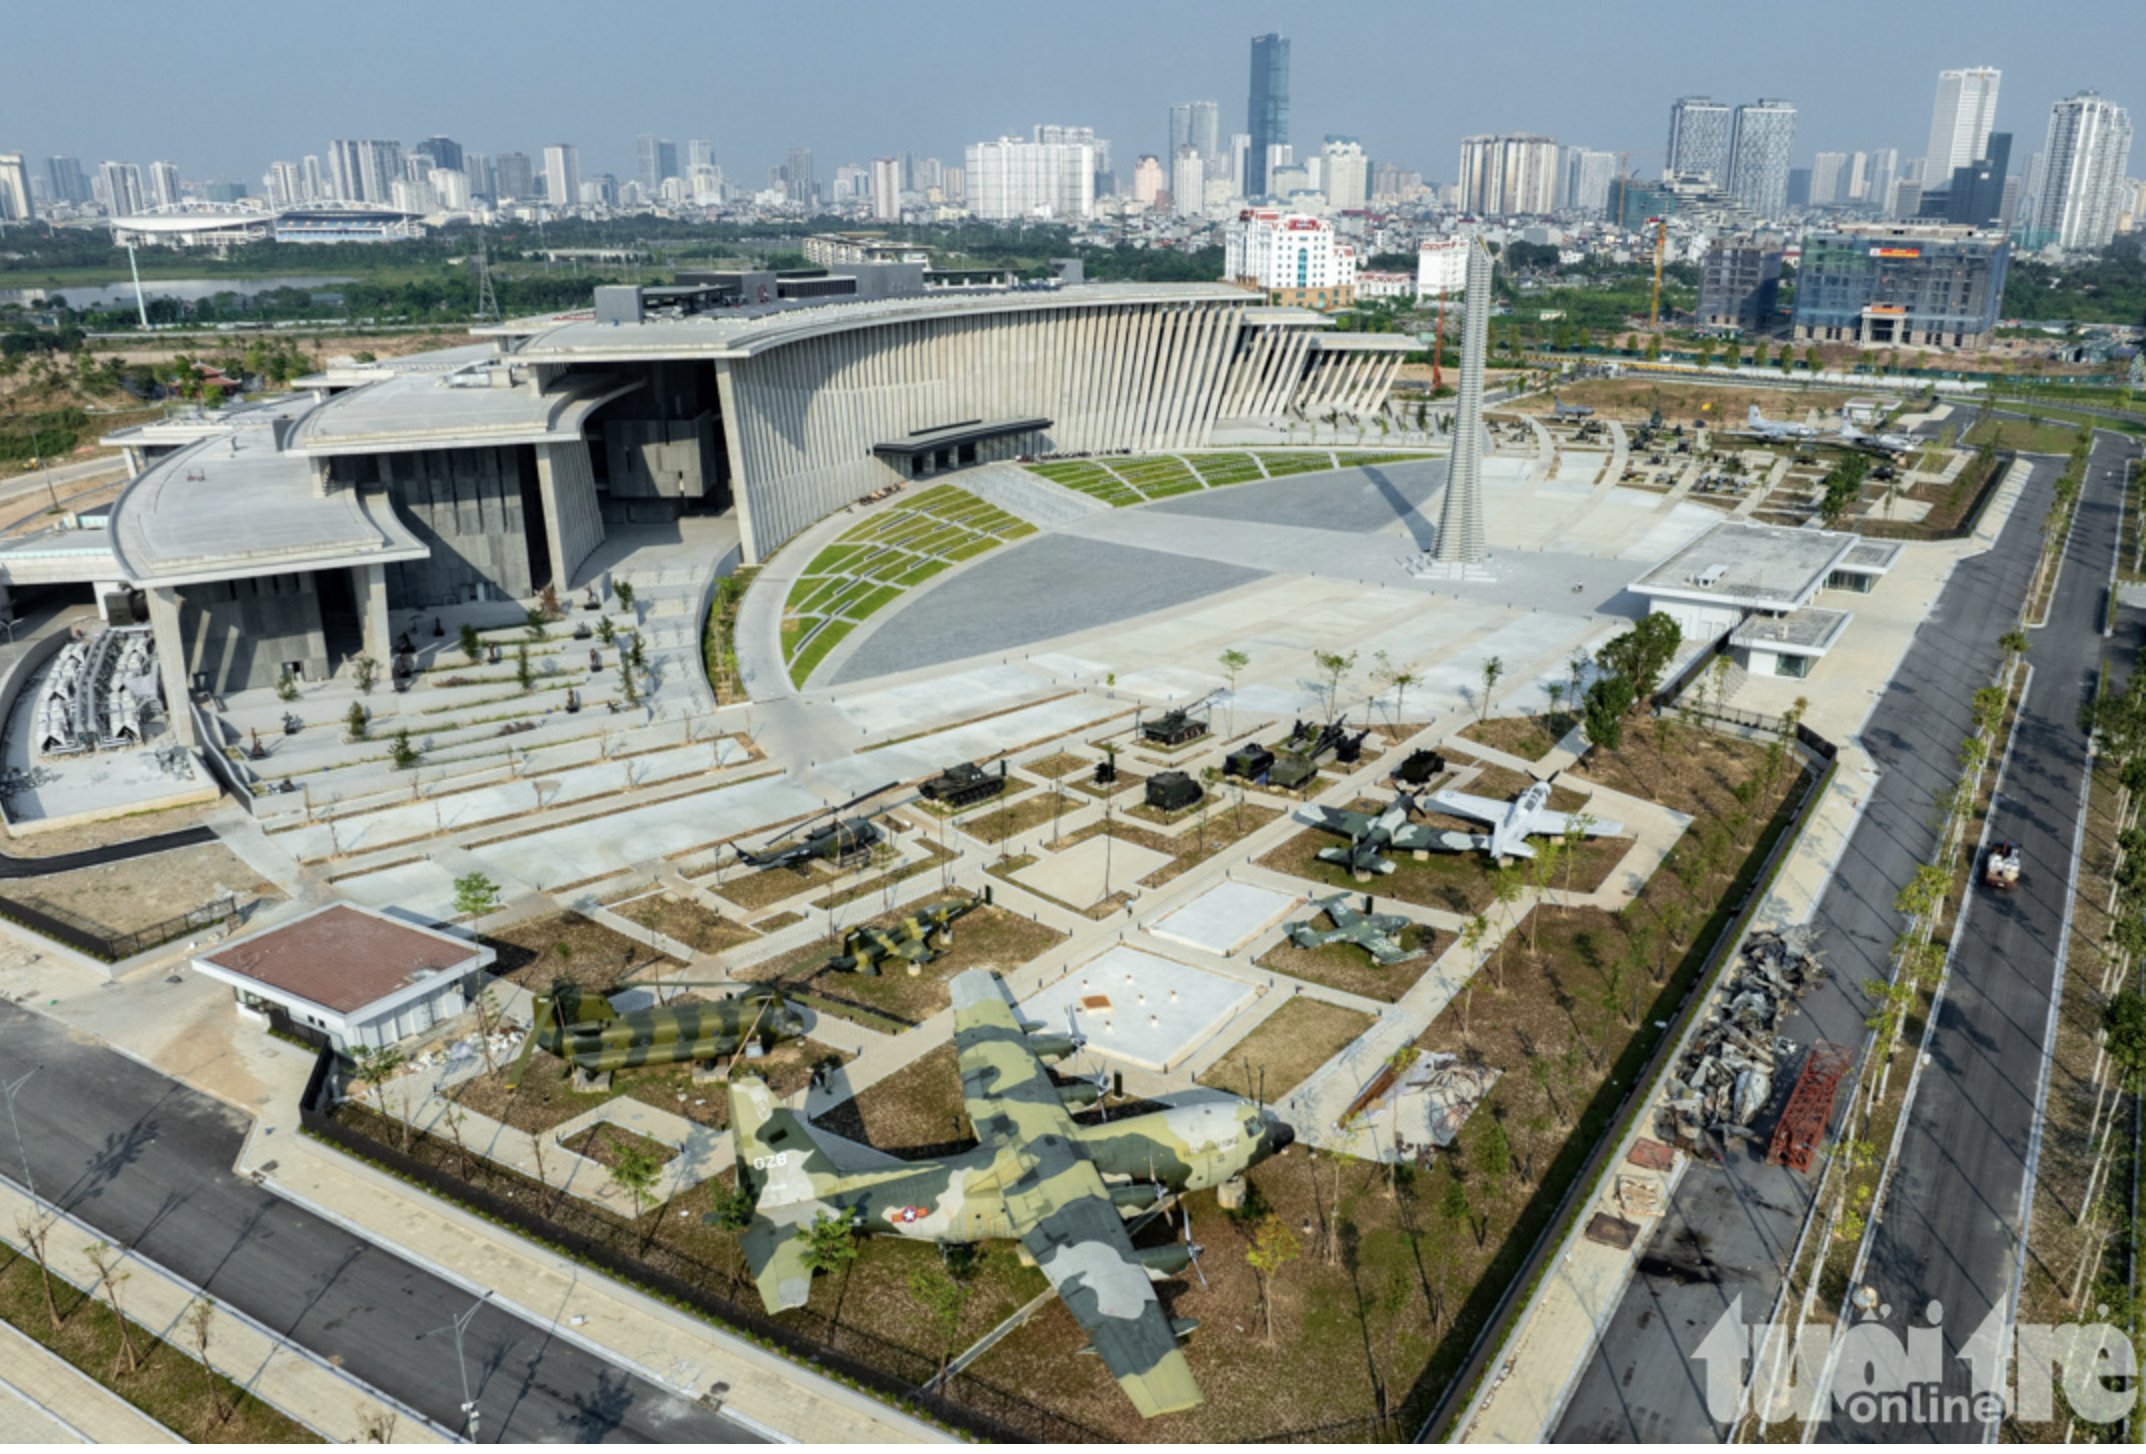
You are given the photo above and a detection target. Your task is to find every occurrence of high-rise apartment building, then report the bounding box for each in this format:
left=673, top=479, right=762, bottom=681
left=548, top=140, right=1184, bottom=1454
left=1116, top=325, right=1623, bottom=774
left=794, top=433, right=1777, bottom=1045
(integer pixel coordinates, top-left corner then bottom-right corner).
left=265, top=160, right=303, bottom=209
left=636, top=134, right=679, bottom=193
left=1727, top=99, right=1796, bottom=217
left=1172, top=147, right=1206, bottom=215
left=1561, top=147, right=1616, bottom=215
left=1247, top=33, right=1290, bottom=198
left=1458, top=134, right=1558, bottom=216
left=785, top=148, right=815, bottom=205
left=1810, top=151, right=1847, bottom=207
left=99, top=161, right=144, bottom=216
left=493, top=152, right=535, bottom=202
left=1228, top=133, right=1252, bottom=196
left=687, top=140, right=714, bottom=171
left=0, top=155, right=32, bottom=222
left=300, top=155, right=325, bottom=203
left=330, top=140, right=402, bottom=204
left=2027, top=92, right=2133, bottom=251
left=45, top=156, right=88, bottom=206
left=412, top=135, right=464, bottom=175
left=1132, top=155, right=1166, bottom=208
left=1322, top=136, right=1369, bottom=211
left=145, top=160, right=182, bottom=211
left=1170, top=100, right=1221, bottom=173
left=542, top=145, right=580, bottom=210
left=870, top=157, right=900, bottom=221
left=966, top=133, right=1096, bottom=220
left=1866, top=149, right=1899, bottom=213
left=1924, top=67, right=2001, bottom=183
left=1846, top=151, right=1871, bottom=202
left=1667, top=97, right=1735, bottom=184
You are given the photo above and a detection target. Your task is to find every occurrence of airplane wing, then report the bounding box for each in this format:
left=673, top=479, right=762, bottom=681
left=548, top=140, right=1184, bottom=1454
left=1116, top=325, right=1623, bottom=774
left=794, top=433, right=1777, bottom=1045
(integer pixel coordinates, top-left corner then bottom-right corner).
left=741, top=1214, right=817, bottom=1312
left=1301, top=804, right=1373, bottom=837
left=1014, top=1139, right=1203, bottom=1417
left=950, top=970, right=1081, bottom=1146
left=1423, top=788, right=1506, bottom=826
left=950, top=970, right=1202, bottom=1417
left=1526, top=808, right=1624, bottom=839
left=1389, top=822, right=1486, bottom=854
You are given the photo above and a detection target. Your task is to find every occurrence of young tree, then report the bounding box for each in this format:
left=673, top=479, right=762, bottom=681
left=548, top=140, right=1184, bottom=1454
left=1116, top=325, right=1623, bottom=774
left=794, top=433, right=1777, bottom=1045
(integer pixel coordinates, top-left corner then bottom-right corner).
left=346, top=701, right=369, bottom=742
left=1312, top=648, right=1358, bottom=722
left=1474, top=1116, right=1514, bottom=1200
left=801, top=1208, right=862, bottom=1326
left=351, top=653, right=380, bottom=696
left=515, top=643, right=535, bottom=691
left=1489, top=866, right=1526, bottom=986
left=1545, top=681, right=1566, bottom=731
left=83, top=1240, right=143, bottom=1376
left=453, top=871, right=502, bottom=920
left=614, top=578, right=637, bottom=616
left=460, top=622, right=483, bottom=664
left=15, top=1215, right=63, bottom=1331
left=704, top=1179, right=758, bottom=1281
left=185, top=1297, right=232, bottom=1425
left=1219, top=647, right=1250, bottom=737
left=606, top=1136, right=664, bottom=1248
left=1478, top=655, right=1505, bottom=721
left=907, top=1263, right=973, bottom=1380
left=389, top=728, right=420, bottom=771
left=1439, top=1178, right=1476, bottom=1248
left=1244, top=1214, right=1301, bottom=1344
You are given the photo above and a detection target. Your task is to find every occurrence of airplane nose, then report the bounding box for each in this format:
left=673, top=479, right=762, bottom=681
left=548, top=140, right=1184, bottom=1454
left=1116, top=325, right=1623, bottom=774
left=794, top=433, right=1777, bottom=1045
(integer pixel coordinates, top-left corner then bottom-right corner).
left=1265, top=1118, right=1296, bottom=1154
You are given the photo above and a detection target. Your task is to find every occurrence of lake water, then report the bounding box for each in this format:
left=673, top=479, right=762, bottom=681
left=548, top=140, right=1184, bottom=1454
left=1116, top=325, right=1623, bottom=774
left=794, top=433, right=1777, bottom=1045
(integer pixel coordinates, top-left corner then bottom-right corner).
left=0, top=276, right=356, bottom=309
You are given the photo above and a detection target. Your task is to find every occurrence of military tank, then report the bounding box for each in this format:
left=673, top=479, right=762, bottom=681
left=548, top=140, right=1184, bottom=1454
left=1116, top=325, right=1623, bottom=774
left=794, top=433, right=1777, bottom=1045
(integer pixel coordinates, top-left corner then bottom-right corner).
left=919, top=760, right=1007, bottom=809
left=1145, top=770, right=1202, bottom=812
left=1140, top=691, right=1220, bottom=747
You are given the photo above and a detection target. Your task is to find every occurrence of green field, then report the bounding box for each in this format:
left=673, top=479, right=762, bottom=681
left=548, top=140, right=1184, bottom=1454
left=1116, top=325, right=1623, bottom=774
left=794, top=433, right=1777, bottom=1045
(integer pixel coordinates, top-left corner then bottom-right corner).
left=1025, top=449, right=1426, bottom=506
left=781, top=484, right=1034, bottom=685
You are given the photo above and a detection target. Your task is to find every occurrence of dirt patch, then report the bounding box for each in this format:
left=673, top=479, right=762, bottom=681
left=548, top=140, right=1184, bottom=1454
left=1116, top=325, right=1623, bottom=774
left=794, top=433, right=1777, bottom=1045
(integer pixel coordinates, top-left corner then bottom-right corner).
left=1200, top=998, right=1374, bottom=1098
left=7, top=840, right=279, bottom=934
left=735, top=904, right=1067, bottom=1028
left=1256, top=926, right=1451, bottom=1004
left=1457, top=714, right=1570, bottom=762
left=481, top=910, right=684, bottom=990
left=601, top=889, right=758, bottom=954
left=1554, top=378, right=1859, bottom=426
left=563, top=1121, right=682, bottom=1171
left=0, top=797, right=224, bottom=857
left=818, top=1043, right=974, bottom=1158
left=1261, top=817, right=1500, bottom=916
left=1021, top=751, right=1090, bottom=783
left=1055, top=804, right=1281, bottom=892
left=449, top=1034, right=839, bottom=1135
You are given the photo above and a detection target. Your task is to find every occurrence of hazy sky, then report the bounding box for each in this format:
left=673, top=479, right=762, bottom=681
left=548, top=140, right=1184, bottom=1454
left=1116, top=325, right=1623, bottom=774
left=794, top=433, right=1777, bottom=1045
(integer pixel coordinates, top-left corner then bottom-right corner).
left=8, top=0, right=2138, bottom=186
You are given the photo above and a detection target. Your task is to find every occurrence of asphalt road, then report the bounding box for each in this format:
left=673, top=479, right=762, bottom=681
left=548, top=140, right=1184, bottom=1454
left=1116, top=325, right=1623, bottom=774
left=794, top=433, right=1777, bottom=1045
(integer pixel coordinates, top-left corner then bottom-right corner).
left=0, top=1001, right=757, bottom=1444
left=1555, top=450, right=2062, bottom=1442
left=1821, top=428, right=2139, bottom=1442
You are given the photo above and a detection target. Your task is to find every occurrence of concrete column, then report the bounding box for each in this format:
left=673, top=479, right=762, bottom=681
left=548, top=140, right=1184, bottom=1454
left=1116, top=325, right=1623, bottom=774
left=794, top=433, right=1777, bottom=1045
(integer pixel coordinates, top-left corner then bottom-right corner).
left=145, top=586, right=198, bottom=747
left=712, top=360, right=757, bottom=563
left=355, top=563, right=390, bottom=663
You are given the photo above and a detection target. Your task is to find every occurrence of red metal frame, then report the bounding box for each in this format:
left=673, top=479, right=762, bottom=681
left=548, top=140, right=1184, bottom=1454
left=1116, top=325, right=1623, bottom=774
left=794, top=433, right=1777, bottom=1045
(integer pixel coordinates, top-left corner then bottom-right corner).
left=1767, top=1040, right=1852, bottom=1173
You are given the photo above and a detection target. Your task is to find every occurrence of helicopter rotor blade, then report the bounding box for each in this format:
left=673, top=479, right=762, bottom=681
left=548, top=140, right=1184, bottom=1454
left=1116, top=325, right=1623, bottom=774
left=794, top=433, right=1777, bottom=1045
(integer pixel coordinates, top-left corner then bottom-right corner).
left=505, top=997, right=550, bottom=1090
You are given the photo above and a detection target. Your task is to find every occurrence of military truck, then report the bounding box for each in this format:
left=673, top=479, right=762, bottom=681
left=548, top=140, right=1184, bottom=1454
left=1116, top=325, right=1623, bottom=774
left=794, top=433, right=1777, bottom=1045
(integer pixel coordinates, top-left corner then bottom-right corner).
left=1223, top=742, right=1276, bottom=782
left=920, top=760, right=1007, bottom=809
left=1145, top=770, right=1202, bottom=812
left=1393, top=748, right=1447, bottom=786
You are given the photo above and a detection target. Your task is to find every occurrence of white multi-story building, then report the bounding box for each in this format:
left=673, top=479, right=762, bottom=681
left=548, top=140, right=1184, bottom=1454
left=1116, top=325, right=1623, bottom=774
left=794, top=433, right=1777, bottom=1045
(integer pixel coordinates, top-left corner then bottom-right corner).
left=543, top=144, right=579, bottom=211
left=429, top=168, right=471, bottom=211
left=1457, top=134, right=1558, bottom=216
left=329, top=140, right=401, bottom=204
left=1667, top=97, right=1736, bottom=186
left=2028, top=92, right=2133, bottom=252
left=1417, top=236, right=1469, bottom=298
left=1561, top=147, right=1616, bottom=215
left=1728, top=99, right=1797, bottom=218
left=265, top=160, right=303, bottom=209
left=1224, top=208, right=1356, bottom=308
left=1925, top=67, right=2002, bottom=183
left=870, top=157, right=901, bottom=222
left=1811, top=151, right=1847, bottom=207
left=99, top=160, right=145, bottom=216
left=0, top=154, right=33, bottom=221
left=147, top=160, right=181, bottom=211
left=1322, top=136, right=1369, bottom=211
left=965, top=133, right=1096, bottom=220
left=1172, top=147, right=1206, bottom=216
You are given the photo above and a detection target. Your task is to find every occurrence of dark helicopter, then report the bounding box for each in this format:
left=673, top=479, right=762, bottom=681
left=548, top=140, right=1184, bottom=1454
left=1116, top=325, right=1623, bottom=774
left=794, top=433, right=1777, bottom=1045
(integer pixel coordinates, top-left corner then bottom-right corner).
left=731, top=782, right=899, bottom=873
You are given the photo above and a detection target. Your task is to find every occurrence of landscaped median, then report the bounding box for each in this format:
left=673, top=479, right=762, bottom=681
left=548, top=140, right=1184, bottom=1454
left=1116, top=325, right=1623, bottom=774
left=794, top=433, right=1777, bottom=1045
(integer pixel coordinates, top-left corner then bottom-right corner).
left=780, top=484, right=1035, bottom=686
left=1026, top=449, right=1425, bottom=507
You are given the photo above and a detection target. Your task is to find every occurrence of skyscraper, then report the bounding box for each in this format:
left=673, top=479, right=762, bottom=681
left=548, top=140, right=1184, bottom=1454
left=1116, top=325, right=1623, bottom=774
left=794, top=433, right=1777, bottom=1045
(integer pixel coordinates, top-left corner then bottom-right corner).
left=329, top=140, right=401, bottom=203
left=147, top=160, right=181, bottom=211
left=1562, top=148, right=1617, bottom=215
left=45, top=156, right=88, bottom=205
left=636, top=134, right=679, bottom=193
left=1457, top=135, right=1559, bottom=215
left=1322, top=136, right=1369, bottom=211
left=265, top=160, right=303, bottom=209
left=412, top=135, right=464, bottom=174
left=0, top=155, right=32, bottom=222
left=687, top=140, right=714, bottom=171
left=1728, top=99, right=1797, bottom=217
left=494, top=151, right=535, bottom=202
left=1810, top=151, right=1847, bottom=206
left=966, top=133, right=1096, bottom=220
left=1666, top=97, right=1735, bottom=184
left=542, top=145, right=579, bottom=209
left=1247, top=33, right=1290, bottom=198
left=1924, top=67, right=2001, bottom=183
left=1172, top=147, right=1206, bottom=215
left=2027, top=92, right=2133, bottom=251
left=870, top=157, right=901, bottom=222
left=785, top=148, right=815, bottom=205
left=98, top=161, right=144, bottom=216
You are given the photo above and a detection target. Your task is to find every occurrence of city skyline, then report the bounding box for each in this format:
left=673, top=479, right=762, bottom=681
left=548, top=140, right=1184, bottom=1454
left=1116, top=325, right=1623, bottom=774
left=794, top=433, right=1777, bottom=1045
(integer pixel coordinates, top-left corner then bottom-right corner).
left=4, top=0, right=2136, bottom=195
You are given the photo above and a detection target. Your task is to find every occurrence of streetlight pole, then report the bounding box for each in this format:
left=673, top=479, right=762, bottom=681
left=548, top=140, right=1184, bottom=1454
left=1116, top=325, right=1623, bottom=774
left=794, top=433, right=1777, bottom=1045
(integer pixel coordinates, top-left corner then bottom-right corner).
left=428, top=1295, right=486, bottom=1441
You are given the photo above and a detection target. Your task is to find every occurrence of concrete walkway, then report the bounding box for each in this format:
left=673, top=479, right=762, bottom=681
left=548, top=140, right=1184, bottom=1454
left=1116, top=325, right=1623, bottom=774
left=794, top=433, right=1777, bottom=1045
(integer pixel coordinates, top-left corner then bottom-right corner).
left=0, top=1319, right=183, bottom=1444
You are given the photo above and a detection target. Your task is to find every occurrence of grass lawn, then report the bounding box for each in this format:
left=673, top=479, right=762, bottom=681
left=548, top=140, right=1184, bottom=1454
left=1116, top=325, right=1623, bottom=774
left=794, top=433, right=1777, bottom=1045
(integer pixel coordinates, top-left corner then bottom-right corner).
left=1966, top=415, right=2082, bottom=455
left=1199, top=998, right=1376, bottom=1098
left=482, top=910, right=684, bottom=990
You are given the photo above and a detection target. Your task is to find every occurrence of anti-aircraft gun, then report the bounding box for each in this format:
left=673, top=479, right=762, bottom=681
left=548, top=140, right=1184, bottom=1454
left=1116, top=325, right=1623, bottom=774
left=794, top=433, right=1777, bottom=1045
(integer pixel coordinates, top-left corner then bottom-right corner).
left=1267, top=718, right=1373, bottom=792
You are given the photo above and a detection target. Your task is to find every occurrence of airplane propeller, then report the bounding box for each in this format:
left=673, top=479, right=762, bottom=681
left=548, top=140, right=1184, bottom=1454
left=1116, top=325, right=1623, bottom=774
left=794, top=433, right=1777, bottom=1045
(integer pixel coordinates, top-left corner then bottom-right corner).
left=1180, top=1203, right=1209, bottom=1291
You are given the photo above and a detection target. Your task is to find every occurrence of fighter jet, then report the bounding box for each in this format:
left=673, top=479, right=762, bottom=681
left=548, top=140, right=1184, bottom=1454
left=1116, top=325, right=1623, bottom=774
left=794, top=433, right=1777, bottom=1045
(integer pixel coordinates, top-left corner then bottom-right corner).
left=1550, top=395, right=1594, bottom=419
left=1287, top=893, right=1421, bottom=965
left=818, top=889, right=988, bottom=976
left=1834, top=416, right=1920, bottom=455
left=726, top=969, right=1295, bottom=1419
left=1302, top=788, right=1478, bottom=878
left=1421, top=780, right=1624, bottom=861
left=506, top=980, right=807, bottom=1089
left=1739, top=404, right=1820, bottom=441
left=732, top=783, right=897, bottom=873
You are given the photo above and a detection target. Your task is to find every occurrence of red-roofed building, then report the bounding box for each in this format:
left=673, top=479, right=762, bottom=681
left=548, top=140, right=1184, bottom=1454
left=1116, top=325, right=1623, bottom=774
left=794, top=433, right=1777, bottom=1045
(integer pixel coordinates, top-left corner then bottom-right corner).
left=192, top=901, right=494, bottom=1051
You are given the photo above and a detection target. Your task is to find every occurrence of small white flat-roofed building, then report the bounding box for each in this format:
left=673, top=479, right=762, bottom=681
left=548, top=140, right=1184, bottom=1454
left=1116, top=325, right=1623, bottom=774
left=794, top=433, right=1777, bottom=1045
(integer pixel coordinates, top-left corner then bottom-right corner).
left=191, top=902, right=494, bottom=1051
left=1629, top=520, right=1897, bottom=680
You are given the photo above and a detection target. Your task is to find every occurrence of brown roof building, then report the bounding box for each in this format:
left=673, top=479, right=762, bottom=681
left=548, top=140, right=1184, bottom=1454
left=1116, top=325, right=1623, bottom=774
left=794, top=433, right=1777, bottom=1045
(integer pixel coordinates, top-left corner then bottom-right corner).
left=193, top=902, right=494, bottom=1051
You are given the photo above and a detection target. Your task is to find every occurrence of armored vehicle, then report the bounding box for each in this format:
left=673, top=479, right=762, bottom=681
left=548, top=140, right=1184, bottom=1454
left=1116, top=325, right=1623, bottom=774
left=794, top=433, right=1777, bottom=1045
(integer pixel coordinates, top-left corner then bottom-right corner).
left=920, top=760, right=1007, bottom=809
left=1140, top=691, right=1219, bottom=747
left=1393, top=748, right=1447, bottom=785
left=1223, top=742, right=1275, bottom=781
left=1145, top=770, right=1202, bottom=812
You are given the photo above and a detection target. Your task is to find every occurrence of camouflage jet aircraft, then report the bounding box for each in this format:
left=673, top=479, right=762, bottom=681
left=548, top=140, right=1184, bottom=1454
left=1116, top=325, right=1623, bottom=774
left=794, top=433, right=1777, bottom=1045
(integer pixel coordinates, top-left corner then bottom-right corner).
left=820, top=889, right=989, bottom=976
left=725, top=969, right=1296, bottom=1418
left=1287, top=892, right=1421, bottom=965
left=1303, top=788, right=1477, bottom=877
left=506, top=981, right=807, bottom=1089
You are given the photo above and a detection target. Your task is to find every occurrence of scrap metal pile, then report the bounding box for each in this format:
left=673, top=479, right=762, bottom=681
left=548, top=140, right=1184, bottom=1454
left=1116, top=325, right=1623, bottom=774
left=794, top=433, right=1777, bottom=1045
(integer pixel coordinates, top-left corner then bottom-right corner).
left=1659, top=927, right=1826, bottom=1155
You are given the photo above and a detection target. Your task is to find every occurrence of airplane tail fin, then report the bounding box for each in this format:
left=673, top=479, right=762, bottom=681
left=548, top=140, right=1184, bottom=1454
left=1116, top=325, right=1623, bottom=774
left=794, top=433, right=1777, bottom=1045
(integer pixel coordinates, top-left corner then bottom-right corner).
left=726, top=1074, right=841, bottom=1210
left=1748, top=405, right=1762, bottom=425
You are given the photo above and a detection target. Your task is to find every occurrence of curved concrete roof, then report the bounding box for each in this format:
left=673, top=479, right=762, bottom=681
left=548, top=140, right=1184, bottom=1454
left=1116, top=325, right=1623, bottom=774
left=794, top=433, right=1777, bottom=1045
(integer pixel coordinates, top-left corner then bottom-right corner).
left=109, top=405, right=428, bottom=587
left=290, top=364, right=636, bottom=456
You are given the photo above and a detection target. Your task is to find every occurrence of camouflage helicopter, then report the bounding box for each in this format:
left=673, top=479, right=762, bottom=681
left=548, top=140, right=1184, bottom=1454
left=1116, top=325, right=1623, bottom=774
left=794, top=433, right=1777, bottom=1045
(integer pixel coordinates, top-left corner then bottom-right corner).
left=505, top=979, right=807, bottom=1089
left=726, top=969, right=1296, bottom=1419
left=731, top=782, right=898, bottom=873
left=819, top=888, right=990, bottom=976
